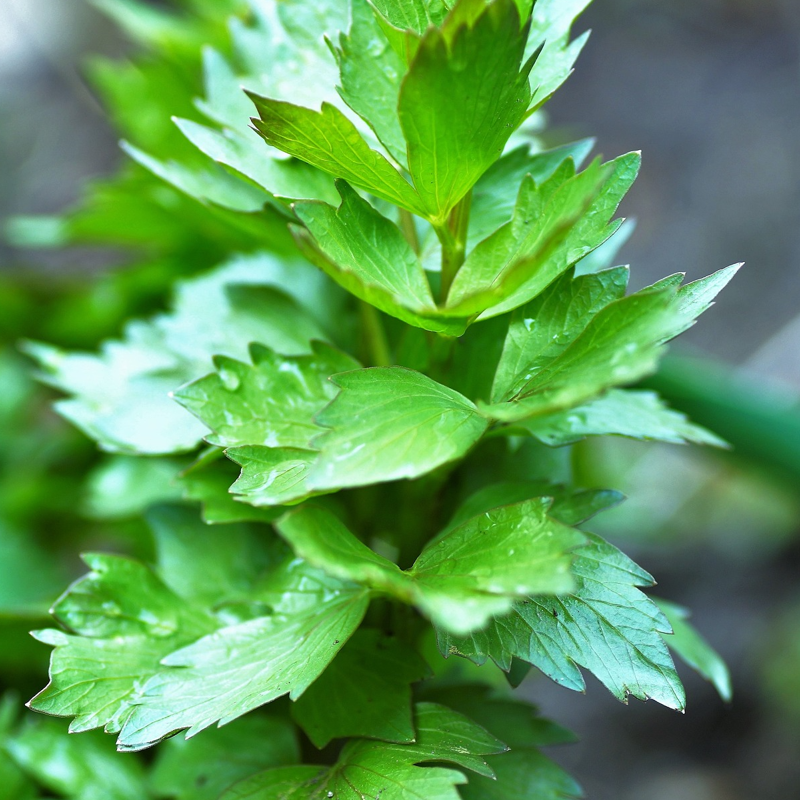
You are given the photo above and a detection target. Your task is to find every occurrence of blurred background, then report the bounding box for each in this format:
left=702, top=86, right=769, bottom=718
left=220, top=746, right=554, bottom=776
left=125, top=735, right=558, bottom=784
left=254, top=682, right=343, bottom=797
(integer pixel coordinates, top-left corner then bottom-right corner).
left=1, top=1, right=799, bottom=799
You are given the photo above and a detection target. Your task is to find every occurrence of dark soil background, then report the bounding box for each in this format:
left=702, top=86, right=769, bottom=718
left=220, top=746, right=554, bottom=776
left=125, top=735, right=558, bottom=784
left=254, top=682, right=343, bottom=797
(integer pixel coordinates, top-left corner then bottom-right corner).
left=538, top=2, right=800, bottom=797
left=2, top=1, right=799, bottom=798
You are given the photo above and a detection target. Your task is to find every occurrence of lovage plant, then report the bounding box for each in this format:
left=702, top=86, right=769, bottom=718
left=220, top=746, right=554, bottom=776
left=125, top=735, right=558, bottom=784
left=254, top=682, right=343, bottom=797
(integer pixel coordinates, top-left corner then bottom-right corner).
left=14, top=0, right=735, bottom=797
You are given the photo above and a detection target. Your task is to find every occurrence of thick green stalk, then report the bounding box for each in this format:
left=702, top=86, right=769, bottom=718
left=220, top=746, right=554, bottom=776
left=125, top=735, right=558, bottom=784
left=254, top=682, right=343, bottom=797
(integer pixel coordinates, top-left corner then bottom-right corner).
left=435, top=191, right=472, bottom=304
left=398, top=208, right=421, bottom=254
left=359, top=301, right=392, bottom=366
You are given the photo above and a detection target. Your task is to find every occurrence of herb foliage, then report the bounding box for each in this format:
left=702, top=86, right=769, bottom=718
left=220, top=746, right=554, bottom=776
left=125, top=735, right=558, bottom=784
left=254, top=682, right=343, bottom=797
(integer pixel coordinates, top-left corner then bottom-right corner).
left=6, top=0, right=736, bottom=797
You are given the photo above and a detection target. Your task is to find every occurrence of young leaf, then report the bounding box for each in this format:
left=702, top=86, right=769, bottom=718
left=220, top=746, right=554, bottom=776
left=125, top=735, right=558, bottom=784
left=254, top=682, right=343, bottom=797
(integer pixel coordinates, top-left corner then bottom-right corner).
left=491, top=266, right=630, bottom=402
left=397, top=0, right=534, bottom=222
left=426, top=687, right=582, bottom=799
left=423, top=684, right=577, bottom=749
left=438, top=531, right=686, bottom=710
left=291, top=629, right=430, bottom=748
left=446, top=153, right=639, bottom=317
left=222, top=703, right=506, bottom=800
left=308, top=368, right=488, bottom=491
left=516, top=388, right=727, bottom=447
left=481, top=294, right=672, bottom=423
left=468, top=139, right=596, bottom=248
left=443, top=158, right=602, bottom=315
left=656, top=599, right=733, bottom=703
left=483, top=153, right=640, bottom=318
left=175, top=341, right=359, bottom=449
left=483, top=265, right=740, bottom=422
left=276, top=501, right=584, bottom=635
left=335, top=0, right=408, bottom=165
left=249, top=97, right=428, bottom=216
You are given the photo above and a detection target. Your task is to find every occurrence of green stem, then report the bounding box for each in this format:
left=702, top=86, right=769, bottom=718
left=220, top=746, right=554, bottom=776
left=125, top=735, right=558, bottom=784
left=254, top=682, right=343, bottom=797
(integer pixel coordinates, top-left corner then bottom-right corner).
left=398, top=208, right=421, bottom=254
left=435, top=191, right=472, bottom=304
left=359, top=301, right=392, bottom=366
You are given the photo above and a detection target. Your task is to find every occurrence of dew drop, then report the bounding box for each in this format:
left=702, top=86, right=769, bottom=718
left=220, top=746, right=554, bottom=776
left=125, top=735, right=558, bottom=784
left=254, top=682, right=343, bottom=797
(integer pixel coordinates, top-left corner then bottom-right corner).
left=219, top=367, right=241, bottom=391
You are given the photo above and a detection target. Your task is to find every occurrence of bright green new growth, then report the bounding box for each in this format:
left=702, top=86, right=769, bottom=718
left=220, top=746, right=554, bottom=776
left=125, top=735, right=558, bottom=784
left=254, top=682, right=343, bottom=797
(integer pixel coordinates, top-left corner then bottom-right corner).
left=17, top=0, right=736, bottom=797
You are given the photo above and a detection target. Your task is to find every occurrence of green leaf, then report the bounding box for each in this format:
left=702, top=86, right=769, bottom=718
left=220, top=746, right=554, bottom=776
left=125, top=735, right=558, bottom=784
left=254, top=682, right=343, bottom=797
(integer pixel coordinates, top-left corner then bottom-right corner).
left=482, top=152, right=640, bottom=318
left=29, top=509, right=282, bottom=737
left=276, top=501, right=584, bottom=635
left=439, top=531, right=686, bottom=710
left=656, top=599, right=732, bottom=703
left=574, top=217, right=636, bottom=276
left=427, top=686, right=582, bottom=798
left=122, top=141, right=270, bottom=213
left=117, top=569, right=370, bottom=750
left=408, top=498, right=585, bottom=632
left=5, top=720, right=147, bottom=800
left=291, top=629, right=430, bottom=748
left=491, top=266, right=630, bottom=402
left=467, top=139, right=595, bottom=249
left=150, top=714, right=299, bottom=800
left=83, top=456, right=184, bottom=520
left=24, top=257, right=330, bottom=455
left=461, top=749, right=583, bottom=800
left=423, top=684, right=577, bottom=748
left=248, top=97, right=428, bottom=216
left=482, top=265, right=740, bottom=422
left=446, top=153, right=639, bottom=317
left=448, top=483, right=623, bottom=531
left=369, top=0, right=448, bottom=36
left=481, top=289, right=677, bottom=422
left=197, top=2, right=345, bottom=129
left=175, top=341, right=359, bottom=449
left=29, top=555, right=218, bottom=734
left=308, top=368, right=488, bottom=491
left=292, top=184, right=467, bottom=334
left=397, top=0, right=533, bottom=222
left=174, top=118, right=340, bottom=204
left=670, top=262, right=742, bottom=335
left=526, top=0, right=593, bottom=108
left=276, top=506, right=408, bottom=594
left=444, top=157, right=606, bottom=315
left=179, top=454, right=283, bottom=524
left=222, top=703, right=506, bottom=800
left=516, top=389, right=727, bottom=447
left=148, top=506, right=280, bottom=609
left=335, top=0, right=408, bottom=165
left=227, top=446, right=321, bottom=507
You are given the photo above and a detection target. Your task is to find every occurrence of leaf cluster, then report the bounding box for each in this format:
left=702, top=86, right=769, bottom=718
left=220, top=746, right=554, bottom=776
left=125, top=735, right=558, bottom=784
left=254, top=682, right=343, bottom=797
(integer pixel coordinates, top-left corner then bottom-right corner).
left=9, top=0, right=737, bottom=797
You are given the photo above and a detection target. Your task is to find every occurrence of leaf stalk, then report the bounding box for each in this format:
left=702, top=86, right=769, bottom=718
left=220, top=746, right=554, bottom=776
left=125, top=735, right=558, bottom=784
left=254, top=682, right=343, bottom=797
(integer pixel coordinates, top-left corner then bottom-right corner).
left=359, top=301, right=392, bottom=367
left=436, top=191, right=472, bottom=304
